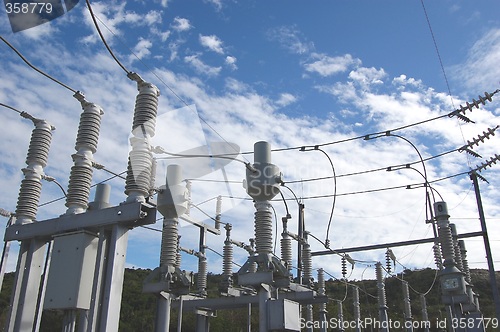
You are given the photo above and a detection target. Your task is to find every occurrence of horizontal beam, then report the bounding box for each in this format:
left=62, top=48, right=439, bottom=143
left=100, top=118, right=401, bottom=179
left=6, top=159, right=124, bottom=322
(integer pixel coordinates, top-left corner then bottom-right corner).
left=311, top=231, right=484, bottom=257
left=180, top=214, right=220, bottom=235
left=5, top=202, right=157, bottom=241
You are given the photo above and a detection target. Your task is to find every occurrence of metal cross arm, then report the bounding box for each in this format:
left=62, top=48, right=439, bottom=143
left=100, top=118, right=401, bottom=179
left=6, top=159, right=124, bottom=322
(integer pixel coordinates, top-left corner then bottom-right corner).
left=4, top=201, right=157, bottom=242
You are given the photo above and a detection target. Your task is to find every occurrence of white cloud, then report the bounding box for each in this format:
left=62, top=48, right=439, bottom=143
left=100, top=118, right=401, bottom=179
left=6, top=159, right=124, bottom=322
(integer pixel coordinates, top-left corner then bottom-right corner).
left=130, top=38, right=153, bottom=62
left=184, top=54, right=222, bottom=76
left=304, top=53, right=361, bottom=77
left=171, top=17, right=192, bottom=32
left=267, top=26, right=314, bottom=55
left=225, top=55, right=237, bottom=70
left=199, top=34, right=225, bottom=54
left=450, top=28, right=500, bottom=93
left=275, top=93, right=298, bottom=107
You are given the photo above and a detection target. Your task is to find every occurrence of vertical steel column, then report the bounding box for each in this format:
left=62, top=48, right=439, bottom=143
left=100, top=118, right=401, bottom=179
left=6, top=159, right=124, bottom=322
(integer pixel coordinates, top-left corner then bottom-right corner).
left=297, top=203, right=304, bottom=284
left=98, top=225, right=129, bottom=331
left=79, top=184, right=111, bottom=332
left=470, top=172, right=500, bottom=320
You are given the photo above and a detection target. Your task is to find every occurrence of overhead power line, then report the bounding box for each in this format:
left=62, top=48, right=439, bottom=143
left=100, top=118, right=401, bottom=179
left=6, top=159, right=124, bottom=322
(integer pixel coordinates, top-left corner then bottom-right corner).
left=0, top=36, right=77, bottom=94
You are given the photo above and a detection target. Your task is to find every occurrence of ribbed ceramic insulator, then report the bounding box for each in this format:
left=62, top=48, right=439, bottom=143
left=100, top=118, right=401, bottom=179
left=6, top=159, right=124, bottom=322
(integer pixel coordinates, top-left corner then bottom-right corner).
left=254, top=201, right=273, bottom=255
left=281, top=235, right=292, bottom=270
left=223, top=241, right=233, bottom=277
left=160, top=218, right=178, bottom=267
left=197, top=256, right=207, bottom=294
left=65, top=165, right=93, bottom=210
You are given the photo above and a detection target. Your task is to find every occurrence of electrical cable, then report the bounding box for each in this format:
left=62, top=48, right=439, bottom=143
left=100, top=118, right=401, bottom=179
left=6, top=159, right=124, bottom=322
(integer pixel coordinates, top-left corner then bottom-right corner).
left=300, top=146, right=337, bottom=248
left=87, top=12, right=247, bottom=165
left=0, top=36, right=78, bottom=94
left=84, top=0, right=130, bottom=75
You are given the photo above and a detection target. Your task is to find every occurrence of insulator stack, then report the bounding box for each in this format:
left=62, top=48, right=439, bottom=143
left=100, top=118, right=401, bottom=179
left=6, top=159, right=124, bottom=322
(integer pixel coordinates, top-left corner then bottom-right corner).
left=223, top=241, right=233, bottom=278
left=197, top=254, right=207, bottom=296
left=248, top=238, right=257, bottom=273
left=302, top=240, right=312, bottom=286
left=254, top=201, right=273, bottom=256
left=214, top=195, right=222, bottom=230
left=175, top=235, right=182, bottom=269
left=317, top=268, right=328, bottom=332
left=125, top=80, right=160, bottom=202
left=376, top=262, right=387, bottom=308
left=402, top=280, right=412, bottom=328
left=149, top=157, right=157, bottom=197
left=450, top=224, right=464, bottom=272
left=341, top=256, right=347, bottom=279
left=433, top=243, right=443, bottom=270
left=352, top=286, right=361, bottom=331
left=459, top=240, right=472, bottom=284
left=456, top=90, right=499, bottom=114
left=66, top=99, right=103, bottom=214
left=280, top=235, right=292, bottom=271
left=438, top=224, right=455, bottom=265
left=15, top=119, right=54, bottom=224
left=337, top=301, right=345, bottom=332
left=420, top=295, right=429, bottom=329
left=185, top=180, right=191, bottom=215
left=160, top=218, right=178, bottom=268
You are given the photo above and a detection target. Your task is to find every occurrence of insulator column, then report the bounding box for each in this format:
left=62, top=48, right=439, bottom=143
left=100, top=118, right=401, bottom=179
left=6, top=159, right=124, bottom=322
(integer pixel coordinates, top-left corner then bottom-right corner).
left=459, top=240, right=472, bottom=284
left=450, top=224, right=464, bottom=271
left=197, top=253, right=207, bottom=296
left=125, top=78, right=160, bottom=202
left=160, top=218, right=178, bottom=269
left=245, top=141, right=282, bottom=270
left=175, top=235, right=182, bottom=269
left=352, top=286, right=361, bottom=332
left=302, top=233, right=312, bottom=287
left=376, top=262, right=389, bottom=332
left=215, top=195, right=222, bottom=230
left=254, top=201, right=273, bottom=256
left=402, top=280, right=413, bottom=332
left=420, top=295, right=430, bottom=332
left=434, top=203, right=456, bottom=266
left=317, top=269, right=327, bottom=332
left=15, top=118, right=54, bottom=224
left=157, top=165, right=188, bottom=271
left=66, top=96, right=103, bottom=214
left=222, top=224, right=233, bottom=288
left=433, top=243, right=443, bottom=270
left=281, top=218, right=292, bottom=276
left=337, top=301, right=345, bottom=332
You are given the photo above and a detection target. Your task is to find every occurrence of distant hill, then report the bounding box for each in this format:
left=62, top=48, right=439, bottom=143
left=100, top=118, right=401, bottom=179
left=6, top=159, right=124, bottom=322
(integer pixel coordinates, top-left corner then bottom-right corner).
left=1, top=268, right=498, bottom=331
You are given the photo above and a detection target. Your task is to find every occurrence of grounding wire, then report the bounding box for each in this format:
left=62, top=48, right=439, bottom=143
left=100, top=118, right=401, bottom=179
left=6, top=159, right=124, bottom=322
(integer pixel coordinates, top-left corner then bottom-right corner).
left=0, top=36, right=77, bottom=94
left=381, top=261, right=439, bottom=297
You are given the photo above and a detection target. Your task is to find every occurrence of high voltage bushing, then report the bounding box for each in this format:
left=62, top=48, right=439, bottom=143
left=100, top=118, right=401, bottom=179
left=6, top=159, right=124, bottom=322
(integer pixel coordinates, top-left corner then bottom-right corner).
left=281, top=218, right=292, bottom=275
left=449, top=224, right=464, bottom=272
left=433, top=202, right=468, bottom=305
left=157, top=165, right=188, bottom=269
left=302, top=233, right=313, bottom=287
left=317, top=268, right=328, bottom=332
left=433, top=243, right=443, bottom=270
left=375, top=262, right=389, bottom=332
left=222, top=224, right=234, bottom=289
left=352, top=286, right=361, bottom=332
left=215, top=195, right=222, bottom=230
left=15, top=118, right=55, bottom=224
left=197, top=252, right=208, bottom=296
left=66, top=95, right=104, bottom=214
left=402, top=280, right=413, bottom=331
left=341, top=256, right=347, bottom=279
left=125, top=77, right=160, bottom=202
left=244, top=141, right=282, bottom=268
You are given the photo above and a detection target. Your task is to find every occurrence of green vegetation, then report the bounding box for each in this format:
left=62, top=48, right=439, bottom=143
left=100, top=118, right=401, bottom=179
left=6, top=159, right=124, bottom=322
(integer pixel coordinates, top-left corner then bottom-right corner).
left=0, top=268, right=498, bottom=331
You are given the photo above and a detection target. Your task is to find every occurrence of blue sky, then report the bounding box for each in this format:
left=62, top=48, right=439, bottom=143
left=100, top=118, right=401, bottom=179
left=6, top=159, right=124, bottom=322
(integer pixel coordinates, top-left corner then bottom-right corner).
left=0, top=0, right=499, bottom=286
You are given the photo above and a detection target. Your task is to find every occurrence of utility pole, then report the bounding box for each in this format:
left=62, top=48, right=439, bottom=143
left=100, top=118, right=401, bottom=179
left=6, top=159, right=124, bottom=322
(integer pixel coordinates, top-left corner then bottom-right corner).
left=470, top=171, right=500, bottom=321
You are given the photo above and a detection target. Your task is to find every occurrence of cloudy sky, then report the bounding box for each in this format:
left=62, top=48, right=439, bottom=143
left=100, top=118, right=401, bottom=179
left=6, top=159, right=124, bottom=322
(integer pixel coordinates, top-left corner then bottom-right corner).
left=0, top=0, right=499, bottom=293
